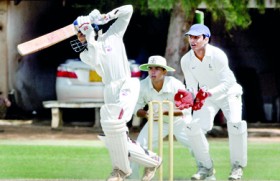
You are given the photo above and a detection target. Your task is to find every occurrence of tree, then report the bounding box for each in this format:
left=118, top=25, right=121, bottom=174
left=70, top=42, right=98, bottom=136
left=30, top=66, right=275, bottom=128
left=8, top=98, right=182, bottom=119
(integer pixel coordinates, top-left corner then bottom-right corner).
left=71, top=0, right=280, bottom=80
left=127, top=0, right=280, bottom=81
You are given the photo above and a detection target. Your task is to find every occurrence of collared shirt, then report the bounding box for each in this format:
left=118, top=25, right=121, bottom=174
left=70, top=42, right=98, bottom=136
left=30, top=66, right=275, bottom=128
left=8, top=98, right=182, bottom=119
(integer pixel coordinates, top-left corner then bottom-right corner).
left=181, top=44, right=242, bottom=100
left=134, top=76, right=191, bottom=122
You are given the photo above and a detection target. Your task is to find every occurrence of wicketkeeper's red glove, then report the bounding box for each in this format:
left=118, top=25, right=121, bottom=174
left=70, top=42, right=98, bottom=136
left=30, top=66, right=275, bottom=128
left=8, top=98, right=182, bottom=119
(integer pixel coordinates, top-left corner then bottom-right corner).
left=174, top=89, right=194, bottom=110
left=192, top=88, right=211, bottom=111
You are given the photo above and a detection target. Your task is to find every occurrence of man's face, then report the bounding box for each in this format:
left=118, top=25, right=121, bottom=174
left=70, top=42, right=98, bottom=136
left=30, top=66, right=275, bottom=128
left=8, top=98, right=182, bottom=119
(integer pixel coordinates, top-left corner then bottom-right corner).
left=188, top=35, right=209, bottom=51
left=77, top=32, right=86, bottom=44
left=148, top=66, right=166, bottom=82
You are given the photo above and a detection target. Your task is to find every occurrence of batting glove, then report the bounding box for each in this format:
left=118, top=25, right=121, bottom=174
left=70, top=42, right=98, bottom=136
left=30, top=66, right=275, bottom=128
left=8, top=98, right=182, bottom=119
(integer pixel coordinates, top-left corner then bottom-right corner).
left=192, top=88, right=211, bottom=111
left=89, top=9, right=100, bottom=21
left=89, top=9, right=105, bottom=25
left=174, top=89, right=194, bottom=110
left=76, top=16, right=94, bottom=37
left=89, top=9, right=113, bottom=25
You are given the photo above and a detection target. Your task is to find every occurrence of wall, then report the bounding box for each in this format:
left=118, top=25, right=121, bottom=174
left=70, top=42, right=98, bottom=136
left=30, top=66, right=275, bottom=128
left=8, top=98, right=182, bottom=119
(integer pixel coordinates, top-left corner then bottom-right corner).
left=0, top=1, right=8, bottom=97
left=7, top=1, right=69, bottom=114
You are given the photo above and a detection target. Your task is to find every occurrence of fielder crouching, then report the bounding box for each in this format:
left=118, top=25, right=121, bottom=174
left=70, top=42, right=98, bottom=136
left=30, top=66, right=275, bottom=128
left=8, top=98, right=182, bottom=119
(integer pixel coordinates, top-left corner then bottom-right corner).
left=129, top=55, right=194, bottom=180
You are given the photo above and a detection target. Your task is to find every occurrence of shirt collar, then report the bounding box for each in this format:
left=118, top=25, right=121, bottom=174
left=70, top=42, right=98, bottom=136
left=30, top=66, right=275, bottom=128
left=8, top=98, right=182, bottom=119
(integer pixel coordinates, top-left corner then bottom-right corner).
left=190, top=44, right=212, bottom=59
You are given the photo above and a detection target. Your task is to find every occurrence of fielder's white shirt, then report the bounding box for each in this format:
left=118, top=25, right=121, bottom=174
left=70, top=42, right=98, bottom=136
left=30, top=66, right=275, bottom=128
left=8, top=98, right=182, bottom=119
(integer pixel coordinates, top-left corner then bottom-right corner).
left=80, top=5, right=132, bottom=85
left=134, top=76, right=191, bottom=122
left=181, top=44, right=242, bottom=100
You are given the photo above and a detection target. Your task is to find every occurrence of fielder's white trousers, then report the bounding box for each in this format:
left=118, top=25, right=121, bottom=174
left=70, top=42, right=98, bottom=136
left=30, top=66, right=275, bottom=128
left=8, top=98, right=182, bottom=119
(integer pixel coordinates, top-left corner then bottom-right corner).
left=192, top=93, right=243, bottom=132
left=129, top=116, right=192, bottom=179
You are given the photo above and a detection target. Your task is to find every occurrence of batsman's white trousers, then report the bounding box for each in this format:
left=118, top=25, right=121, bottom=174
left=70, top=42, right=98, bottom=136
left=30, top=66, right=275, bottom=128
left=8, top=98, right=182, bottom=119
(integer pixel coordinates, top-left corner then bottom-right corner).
left=103, top=77, right=140, bottom=122
left=101, top=77, right=140, bottom=174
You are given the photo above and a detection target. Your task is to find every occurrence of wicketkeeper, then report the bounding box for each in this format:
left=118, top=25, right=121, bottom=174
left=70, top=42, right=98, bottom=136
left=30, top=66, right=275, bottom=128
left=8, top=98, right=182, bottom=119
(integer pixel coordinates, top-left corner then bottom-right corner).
left=181, top=24, right=247, bottom=181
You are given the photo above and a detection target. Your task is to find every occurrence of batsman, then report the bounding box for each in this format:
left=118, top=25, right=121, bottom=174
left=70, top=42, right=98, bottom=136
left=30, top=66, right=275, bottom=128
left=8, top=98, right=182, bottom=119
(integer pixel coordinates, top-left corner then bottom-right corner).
left=73, top=4, right=162, bottom=181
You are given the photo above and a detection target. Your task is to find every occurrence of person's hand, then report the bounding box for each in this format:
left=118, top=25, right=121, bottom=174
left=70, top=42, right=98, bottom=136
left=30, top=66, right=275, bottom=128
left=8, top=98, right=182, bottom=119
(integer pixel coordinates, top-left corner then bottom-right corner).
left=174, top=89, right=194, bottom=110
left=76, top=16, right=94, bottom=36
left=89, top=9, right=101, bottom=23
left=89, top=9, right=109, bottom=25
left=146, top=110, right=159, bottom=121
left=192, top=88, right=211, bottom=111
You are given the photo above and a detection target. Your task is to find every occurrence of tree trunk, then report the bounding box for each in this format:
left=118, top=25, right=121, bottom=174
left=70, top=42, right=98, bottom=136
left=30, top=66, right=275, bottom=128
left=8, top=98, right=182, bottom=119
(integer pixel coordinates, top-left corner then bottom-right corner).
left=164, top=2, right=195, bottom=82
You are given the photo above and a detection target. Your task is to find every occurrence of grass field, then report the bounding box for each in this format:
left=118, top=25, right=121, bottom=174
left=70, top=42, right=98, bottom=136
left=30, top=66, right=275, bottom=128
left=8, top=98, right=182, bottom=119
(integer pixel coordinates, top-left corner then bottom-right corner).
left=0, top=138, right=279, bottom=180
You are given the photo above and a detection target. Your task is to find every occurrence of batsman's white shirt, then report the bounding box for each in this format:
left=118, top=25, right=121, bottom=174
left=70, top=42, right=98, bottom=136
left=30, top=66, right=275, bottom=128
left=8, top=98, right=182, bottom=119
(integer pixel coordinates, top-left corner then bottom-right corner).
left=134, top=76, right=191, bottom=149
left=81, top=5, right=132, bottom=84
left=80, top=5, right=138, bottom=121
left=181, top=44, right=243, bottom=131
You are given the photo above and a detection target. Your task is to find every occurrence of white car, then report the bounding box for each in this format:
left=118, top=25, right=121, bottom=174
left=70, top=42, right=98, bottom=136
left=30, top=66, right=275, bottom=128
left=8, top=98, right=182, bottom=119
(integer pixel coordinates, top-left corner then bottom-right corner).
left=56, top=59, right=142, bottom=102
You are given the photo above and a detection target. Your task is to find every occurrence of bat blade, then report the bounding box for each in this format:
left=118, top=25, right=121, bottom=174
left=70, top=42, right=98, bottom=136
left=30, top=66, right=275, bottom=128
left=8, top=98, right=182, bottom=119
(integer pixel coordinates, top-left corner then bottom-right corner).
left=17, top=24, right=77, bottom=56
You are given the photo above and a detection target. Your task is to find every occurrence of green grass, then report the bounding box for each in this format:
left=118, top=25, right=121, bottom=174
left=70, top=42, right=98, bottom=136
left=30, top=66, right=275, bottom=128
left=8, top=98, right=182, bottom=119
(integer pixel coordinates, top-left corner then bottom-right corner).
left=0, top=139, right=279, bottom=180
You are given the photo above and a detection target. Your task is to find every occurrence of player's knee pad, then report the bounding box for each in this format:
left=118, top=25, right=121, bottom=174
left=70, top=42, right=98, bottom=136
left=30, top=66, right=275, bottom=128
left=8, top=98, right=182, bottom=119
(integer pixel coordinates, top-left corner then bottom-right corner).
left=227, top=121, right=247, bottom=167
left=97, top=133, right=159, bottom=175
left=100, top=104, right=127, bottom=135
left=100, top=104, right=124, bottom=120
left=185, top=121, right=213, bottom=168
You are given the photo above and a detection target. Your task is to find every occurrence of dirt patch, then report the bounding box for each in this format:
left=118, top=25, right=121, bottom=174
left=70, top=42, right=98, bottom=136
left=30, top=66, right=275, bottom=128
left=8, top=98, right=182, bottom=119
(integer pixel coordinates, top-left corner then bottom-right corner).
left=0, top=120, right=280, bottom=142
left=0, top=121, right=139, bottom=141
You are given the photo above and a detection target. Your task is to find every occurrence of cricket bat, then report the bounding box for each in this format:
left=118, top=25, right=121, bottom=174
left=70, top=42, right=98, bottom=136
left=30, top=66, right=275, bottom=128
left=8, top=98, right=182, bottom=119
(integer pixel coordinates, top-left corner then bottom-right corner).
left=17, top=24, right=78, bottom=56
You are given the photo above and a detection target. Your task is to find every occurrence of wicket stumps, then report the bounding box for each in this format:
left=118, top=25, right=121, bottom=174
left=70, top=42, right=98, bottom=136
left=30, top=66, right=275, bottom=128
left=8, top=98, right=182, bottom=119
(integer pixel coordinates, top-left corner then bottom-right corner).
left=148, top=100, right=174, bottom=181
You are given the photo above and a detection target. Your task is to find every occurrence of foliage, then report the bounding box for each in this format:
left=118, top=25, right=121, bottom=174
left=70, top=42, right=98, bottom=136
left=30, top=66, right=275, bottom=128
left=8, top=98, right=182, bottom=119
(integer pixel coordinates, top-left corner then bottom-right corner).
left=65, top=0, right=280, bottom=80
left=133, top=0, right=280, bottom=30
left=68, top=0, right=280, bottom=31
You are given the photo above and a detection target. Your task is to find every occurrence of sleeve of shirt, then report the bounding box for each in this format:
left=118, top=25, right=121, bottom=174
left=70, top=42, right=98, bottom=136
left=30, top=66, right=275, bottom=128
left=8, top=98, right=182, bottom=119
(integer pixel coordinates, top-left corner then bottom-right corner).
left=80, top=49, right=92, bottom=66
left=105, top=5, right=133, bottom=38
left=80, top=41, right=105, bottom=79
left=207, top=48, right=236, bottom=96
left=181, top=52, right=199, bottom=95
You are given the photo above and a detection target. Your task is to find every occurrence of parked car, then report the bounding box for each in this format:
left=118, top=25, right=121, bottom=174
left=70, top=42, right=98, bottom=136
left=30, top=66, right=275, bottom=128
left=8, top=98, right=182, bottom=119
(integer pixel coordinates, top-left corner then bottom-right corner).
left=56, top=59, right=142, bottom=102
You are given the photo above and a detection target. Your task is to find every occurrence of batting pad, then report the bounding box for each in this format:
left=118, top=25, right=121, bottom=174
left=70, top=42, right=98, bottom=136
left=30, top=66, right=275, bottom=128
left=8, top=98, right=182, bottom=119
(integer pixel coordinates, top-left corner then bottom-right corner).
left=97, top=134, right=161, bottom=179
left=129, top=138, right=161, bottom=180
left=227, top=121, right=248, bottom=167
left=97, top=134, right=160, bottom=167
left=128, top=138, right=160, bottom=167
left=100, top=104, right=131, bottom=174
left=185, top=121, right=213, bottom=168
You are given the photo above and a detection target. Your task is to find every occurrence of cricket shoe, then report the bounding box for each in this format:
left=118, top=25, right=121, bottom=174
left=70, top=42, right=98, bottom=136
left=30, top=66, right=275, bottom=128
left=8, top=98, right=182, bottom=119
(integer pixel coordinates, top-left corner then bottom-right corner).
left=228, top=164, right=243, bottom=180
left=142, top=155, right=162, bottom=181
left=106, top=169, right=130, bottom=181
left=191, top=166, right=216, bottom=180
